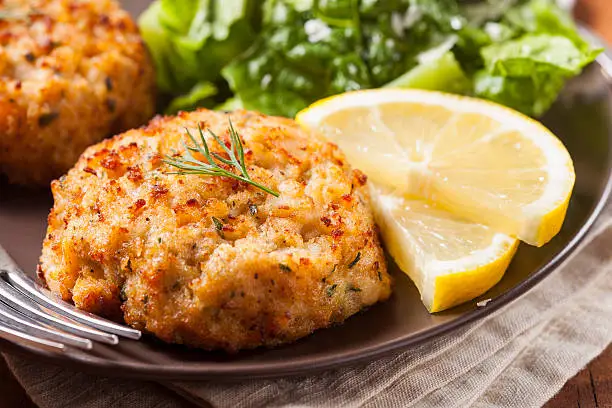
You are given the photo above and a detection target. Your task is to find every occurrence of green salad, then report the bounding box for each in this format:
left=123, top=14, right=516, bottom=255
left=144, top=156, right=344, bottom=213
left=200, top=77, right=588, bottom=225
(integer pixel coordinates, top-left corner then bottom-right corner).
left=139, top=0, right=601, bottom=118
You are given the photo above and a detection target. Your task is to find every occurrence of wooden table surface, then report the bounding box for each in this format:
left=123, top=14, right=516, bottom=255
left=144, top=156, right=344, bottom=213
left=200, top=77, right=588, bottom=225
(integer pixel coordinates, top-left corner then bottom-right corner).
left=1, top=1, right=611, bottom=407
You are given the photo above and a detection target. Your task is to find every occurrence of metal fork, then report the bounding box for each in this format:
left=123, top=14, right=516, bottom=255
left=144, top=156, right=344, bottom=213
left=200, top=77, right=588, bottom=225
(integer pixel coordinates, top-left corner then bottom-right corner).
left=0, top=245, right=140, bottom=352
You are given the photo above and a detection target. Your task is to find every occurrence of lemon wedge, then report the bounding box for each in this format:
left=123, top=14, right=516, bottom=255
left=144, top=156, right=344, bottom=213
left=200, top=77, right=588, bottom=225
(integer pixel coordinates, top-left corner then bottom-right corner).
left=296, top=89, right=575, bottom=247
left=297, top=89, right=575, bottom=311
left=370, top=184, right=518, bottom=312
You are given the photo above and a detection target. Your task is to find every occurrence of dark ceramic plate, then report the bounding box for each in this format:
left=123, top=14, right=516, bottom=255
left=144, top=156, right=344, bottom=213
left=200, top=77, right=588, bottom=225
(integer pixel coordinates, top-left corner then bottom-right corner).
left=0, top=1, right=611, bottom=379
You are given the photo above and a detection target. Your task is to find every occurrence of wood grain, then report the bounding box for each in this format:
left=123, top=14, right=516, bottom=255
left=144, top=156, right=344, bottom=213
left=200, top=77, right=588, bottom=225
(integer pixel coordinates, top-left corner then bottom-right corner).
left=0, top=357, right=35, bottom=408
left=544, top=345, right=612, bottom=408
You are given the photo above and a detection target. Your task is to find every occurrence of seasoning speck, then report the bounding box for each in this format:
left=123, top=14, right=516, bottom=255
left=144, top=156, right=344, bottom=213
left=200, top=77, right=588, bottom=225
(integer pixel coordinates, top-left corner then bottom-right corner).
left=279, top=263, right=292, bottom=273
left=106, top=98, right=116, bottom=113
left=119, top=285, right=127, bottom=301
left=212, top=217, right=224, bottom=238
left=38, top=112, right=59, bottom=127
left=348, top=252, right=361, bottom=269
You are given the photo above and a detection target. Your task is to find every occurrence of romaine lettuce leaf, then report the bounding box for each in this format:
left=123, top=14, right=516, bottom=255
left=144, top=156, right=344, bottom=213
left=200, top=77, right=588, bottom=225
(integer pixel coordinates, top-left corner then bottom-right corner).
left=362, top=13, right=417, bottom=86
left=482, top=34, right=597, bottom=77
left=313, top=0, right=359, bottom=25
left=138, top=0, right=259, bottom=93
left=408, top=0, right=460, bottom=26
left=475, top=34, right=599, bottom=116
left=474, top=71, right=565, bottom=116
left=385, top=51, right=471, bottom=94
left=456, top=0, right=601, bottom=116
left=138, top=1, right=179, bottom=92
left=157, top=0, right=198, bottom=34
left=461, top=0, right=521, bottom=26
left=165, top=82, right=218, bottom=114
left=504, top=0, right=585, bottom=45
left=216, top=97, right=244, bottom=111
left=222, top=42, right=317, bottom=117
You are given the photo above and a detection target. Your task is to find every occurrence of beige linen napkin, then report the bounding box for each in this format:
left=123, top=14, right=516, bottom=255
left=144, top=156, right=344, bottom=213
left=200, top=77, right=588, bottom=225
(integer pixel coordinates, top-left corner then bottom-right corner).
left=4, top=203, right=612, bottom=408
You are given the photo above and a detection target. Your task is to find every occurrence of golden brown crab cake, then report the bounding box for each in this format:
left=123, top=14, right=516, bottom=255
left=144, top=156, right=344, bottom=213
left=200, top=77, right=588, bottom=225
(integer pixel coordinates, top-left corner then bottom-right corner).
left=39, top=109, right=391, bottom=351
left=0, top=0, right=155, bottom=185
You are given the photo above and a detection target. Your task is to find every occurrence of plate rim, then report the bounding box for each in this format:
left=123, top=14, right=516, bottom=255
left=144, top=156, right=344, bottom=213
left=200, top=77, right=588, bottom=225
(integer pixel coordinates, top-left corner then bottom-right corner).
left=2, top=28, right=611, bottom=382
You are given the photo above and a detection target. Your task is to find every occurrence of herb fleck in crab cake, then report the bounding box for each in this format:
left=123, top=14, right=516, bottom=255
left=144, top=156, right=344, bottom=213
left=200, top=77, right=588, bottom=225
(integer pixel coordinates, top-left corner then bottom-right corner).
left=39, top=109, right=391, bottom=351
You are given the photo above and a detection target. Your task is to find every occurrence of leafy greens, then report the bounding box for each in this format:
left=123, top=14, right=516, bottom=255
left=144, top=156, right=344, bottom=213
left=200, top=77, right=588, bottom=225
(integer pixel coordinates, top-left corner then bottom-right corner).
left=139, top=0, right=601, bottom=117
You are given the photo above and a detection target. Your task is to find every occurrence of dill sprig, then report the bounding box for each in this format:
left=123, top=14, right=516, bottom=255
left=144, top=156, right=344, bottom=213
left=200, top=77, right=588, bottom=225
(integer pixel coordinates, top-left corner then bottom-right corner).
left=163, top=120, right=279, bottom=197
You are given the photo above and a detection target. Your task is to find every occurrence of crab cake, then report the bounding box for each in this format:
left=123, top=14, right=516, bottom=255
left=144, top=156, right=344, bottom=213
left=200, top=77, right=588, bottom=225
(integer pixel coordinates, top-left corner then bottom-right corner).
left=39, top=109, right=391, bottom=351
left=0, top=0, right=155, bottom=186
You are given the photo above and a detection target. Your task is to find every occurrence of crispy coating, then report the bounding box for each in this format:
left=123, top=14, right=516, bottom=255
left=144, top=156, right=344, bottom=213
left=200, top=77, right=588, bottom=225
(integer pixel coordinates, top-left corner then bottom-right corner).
left=0, top=0, right=155, bottom=185
left=39, top=109, right=391, bottom=351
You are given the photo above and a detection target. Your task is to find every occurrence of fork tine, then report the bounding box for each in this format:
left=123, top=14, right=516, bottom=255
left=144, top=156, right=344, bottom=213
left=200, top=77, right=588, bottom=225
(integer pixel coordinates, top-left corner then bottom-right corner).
left=4, top=269, right=141, bottom=340
left=0, top=301, right=93, bottom=349
left=0, top=320, right=65, bottom=352
left=0, top=278, right=119, bottom=345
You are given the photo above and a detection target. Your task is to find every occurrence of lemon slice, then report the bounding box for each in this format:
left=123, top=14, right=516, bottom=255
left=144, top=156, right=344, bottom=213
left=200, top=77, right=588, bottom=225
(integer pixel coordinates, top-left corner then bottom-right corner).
left=370, top=184, right=518, bottom=312
left=297, top=89, right=575, bottom=247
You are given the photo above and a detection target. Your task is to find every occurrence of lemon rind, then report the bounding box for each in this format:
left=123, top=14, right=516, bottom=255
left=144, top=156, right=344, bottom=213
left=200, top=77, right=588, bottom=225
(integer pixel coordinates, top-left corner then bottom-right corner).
left=370, top=186, right=519, bottom=313
left=427, top=238, right=519, bottom=312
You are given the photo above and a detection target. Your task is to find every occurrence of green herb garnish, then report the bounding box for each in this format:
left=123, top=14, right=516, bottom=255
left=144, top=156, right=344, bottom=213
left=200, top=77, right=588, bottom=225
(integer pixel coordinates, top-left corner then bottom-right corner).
left=211, top=216, right=225, bottom=238
left=348, top=252, right=361, bottom=269
left=119, top=286, right=127, bottom=301
left=279, top=264, right=292, bottom=273
left=347, top=284, right=362, bottom=292
left=163, top=120, right=279, bottom=197
left=212, top=216, right=224, bottom=230
left=322, top=264, right=337, bottom=284
left=326, top=284, right=337, bottom=297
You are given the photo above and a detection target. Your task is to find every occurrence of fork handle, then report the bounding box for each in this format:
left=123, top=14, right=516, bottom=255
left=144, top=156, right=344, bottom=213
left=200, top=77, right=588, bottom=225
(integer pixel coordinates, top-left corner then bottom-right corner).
left=0, top=245, right=140, bottom=340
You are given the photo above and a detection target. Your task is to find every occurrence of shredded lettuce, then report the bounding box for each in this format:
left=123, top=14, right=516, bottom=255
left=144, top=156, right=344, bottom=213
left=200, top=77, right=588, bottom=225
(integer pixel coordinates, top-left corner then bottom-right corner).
left=223, top=0, right=371, bottom=117
left=139, top=0, right=601, bottom=118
